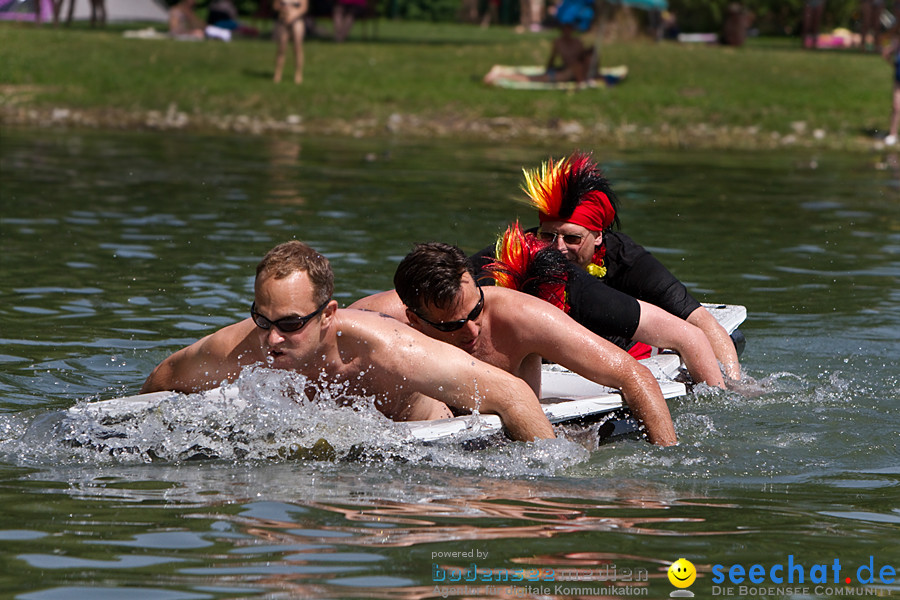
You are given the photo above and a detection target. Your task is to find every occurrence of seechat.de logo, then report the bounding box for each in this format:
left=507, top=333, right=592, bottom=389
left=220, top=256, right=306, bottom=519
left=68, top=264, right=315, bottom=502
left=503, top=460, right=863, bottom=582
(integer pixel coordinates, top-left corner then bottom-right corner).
left=668, top=558, right=697, bottom=598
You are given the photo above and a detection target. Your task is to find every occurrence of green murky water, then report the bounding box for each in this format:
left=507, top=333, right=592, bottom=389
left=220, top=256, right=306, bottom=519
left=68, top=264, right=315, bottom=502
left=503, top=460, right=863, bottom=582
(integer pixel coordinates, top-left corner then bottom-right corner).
left=1, top=129, right=898, bottom=599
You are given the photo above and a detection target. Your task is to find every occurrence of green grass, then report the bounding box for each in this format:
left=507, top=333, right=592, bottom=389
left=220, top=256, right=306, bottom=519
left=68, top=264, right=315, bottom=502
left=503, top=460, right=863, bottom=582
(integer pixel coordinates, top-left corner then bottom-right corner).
left=0, top=19, right=891, bottom=149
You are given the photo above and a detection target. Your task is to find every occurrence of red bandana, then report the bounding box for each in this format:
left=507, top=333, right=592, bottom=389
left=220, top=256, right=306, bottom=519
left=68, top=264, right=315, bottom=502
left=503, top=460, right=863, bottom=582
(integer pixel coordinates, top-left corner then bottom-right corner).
left=537, top=190, right=615, bottom=232
left=522, top=154, right=616, bottom=232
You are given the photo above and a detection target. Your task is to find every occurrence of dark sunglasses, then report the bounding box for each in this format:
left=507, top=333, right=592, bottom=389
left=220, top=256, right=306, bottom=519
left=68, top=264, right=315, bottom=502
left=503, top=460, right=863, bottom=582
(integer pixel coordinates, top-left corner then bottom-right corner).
left=537, top=230, right=588, bottom=245
left=414, top=286, right=484, bottom=332
left=250, top=299, right=330, bottom=333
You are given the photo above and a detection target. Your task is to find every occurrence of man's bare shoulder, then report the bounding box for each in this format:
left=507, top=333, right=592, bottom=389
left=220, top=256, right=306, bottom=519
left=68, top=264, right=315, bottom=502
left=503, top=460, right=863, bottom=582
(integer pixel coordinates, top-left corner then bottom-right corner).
left=195, top=318, right=263, bottom=362
left=347, top=291, right=408, bottom=323
left=485, top=287, right=565, bottom=321
left=334, top=307, right=413, bottom=341
left=484, top=286, right=589, bottom=349
left=333, top=308, right=450, bottom=366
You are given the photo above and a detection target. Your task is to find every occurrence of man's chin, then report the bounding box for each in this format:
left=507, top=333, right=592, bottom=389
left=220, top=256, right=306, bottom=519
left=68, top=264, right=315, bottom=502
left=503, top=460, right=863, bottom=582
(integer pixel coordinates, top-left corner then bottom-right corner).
left=459, top=340, right=478, bottom=354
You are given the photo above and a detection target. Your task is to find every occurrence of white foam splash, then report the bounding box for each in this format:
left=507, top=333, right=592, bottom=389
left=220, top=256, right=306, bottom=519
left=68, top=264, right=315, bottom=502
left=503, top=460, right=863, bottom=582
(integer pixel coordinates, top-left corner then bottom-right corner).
left=1, top=366, right=590, bottom=476
left=4, top=367, right=413, bottom=464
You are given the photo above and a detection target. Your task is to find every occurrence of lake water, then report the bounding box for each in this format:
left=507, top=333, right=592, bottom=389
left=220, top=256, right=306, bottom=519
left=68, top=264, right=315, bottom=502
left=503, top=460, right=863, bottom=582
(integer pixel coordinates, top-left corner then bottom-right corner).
left=0, top=129, right=898, bottom=600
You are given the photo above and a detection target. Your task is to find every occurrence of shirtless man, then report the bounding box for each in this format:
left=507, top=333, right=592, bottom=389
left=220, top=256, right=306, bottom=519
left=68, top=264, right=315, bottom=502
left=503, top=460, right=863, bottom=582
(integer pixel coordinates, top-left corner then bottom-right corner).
left=483, top=24, right=594, bottom=85
left=141, top=241, right=555, bottom=442
left=273, top=0, right=308, bottom=84
left=349, top=243, right=677, bottom=446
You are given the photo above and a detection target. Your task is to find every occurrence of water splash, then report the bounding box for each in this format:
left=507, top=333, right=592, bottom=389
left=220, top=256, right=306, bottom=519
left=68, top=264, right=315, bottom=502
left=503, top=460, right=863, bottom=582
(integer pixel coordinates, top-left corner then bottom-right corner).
left=0, top=366, right=590, bottom=475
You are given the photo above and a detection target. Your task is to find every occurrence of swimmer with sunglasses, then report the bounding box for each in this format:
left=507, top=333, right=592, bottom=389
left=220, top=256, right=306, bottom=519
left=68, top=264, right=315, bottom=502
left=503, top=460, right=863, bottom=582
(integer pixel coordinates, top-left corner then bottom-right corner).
left=141, top=241, right=555, bottom=443
left=350, top=242, right=677, bottom=446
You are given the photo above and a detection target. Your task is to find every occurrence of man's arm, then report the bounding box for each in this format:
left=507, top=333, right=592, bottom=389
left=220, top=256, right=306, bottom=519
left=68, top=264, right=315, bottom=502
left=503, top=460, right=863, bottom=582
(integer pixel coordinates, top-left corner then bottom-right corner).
left=402, top=343, right=556, bottom=441
left=633, top=300, right=725, bottom=388
left=362, top=315, right=555, bottom=441
left=140, top=319, right=260, bottom=394
left=514, top=298, right=677, bottom=446
left=686, top=306, right=741, bottom=381
left=883, top=26, right=900, bottom=61
left=606, top=233, right=742, bottom=381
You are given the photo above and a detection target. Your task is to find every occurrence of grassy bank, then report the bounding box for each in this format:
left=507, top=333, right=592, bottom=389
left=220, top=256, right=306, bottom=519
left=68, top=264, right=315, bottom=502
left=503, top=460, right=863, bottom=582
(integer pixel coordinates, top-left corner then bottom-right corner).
left=0, top=20, right=892, bottom=150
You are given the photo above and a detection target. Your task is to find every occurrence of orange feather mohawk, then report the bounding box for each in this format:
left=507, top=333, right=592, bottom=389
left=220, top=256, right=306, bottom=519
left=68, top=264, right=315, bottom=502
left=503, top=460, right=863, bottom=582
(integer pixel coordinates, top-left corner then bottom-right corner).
left=484, top=222, right=570, bottom=313
left=520, top=151, right=619, bottom=232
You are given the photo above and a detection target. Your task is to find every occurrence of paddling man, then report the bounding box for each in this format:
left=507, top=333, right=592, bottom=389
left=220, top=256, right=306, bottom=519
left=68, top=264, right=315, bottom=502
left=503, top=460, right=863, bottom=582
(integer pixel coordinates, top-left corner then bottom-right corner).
left=485, top=221, right=725, bottom=389
left=141, top=241, right=555, bottom=442
left=472, top=151, right=742, bottom=381
left=349, top=243, right=677, bottom=446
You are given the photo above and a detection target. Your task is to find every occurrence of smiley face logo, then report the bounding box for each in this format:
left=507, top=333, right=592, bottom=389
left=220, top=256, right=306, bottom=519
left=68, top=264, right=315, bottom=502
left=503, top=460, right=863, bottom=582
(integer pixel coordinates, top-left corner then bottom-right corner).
left=667, top=558, right=696, bottom=588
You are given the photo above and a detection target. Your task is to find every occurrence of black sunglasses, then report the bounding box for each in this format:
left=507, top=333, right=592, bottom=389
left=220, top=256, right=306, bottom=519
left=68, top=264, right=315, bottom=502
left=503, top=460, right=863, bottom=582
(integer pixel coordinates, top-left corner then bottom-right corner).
left=537, top=230, right=588, bottom=245
left=414, top=286, right=484, bottom=332
left=250, top=299, right=330, bottom=333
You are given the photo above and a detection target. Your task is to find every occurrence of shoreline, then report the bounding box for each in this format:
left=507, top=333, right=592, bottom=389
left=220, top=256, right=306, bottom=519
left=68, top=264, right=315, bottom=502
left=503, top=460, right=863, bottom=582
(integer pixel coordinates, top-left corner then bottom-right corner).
left=1, top=104, right=890, bottom=152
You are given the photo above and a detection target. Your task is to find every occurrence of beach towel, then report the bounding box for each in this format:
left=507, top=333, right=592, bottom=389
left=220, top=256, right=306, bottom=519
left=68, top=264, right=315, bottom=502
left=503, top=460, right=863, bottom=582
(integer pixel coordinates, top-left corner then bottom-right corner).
left=485, top=65, right=628, bottom=90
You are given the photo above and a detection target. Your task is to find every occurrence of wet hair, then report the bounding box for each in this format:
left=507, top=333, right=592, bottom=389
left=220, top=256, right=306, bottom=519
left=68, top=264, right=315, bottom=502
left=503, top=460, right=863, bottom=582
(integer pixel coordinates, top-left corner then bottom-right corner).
left=394, top=242, right=475, bottom=313
left=256, top=240, right=334, bottom=305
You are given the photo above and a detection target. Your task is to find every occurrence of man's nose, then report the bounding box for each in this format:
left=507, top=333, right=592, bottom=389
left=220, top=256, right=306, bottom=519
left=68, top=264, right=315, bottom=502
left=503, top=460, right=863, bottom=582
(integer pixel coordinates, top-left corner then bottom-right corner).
left=266, top=327, right=286, bottom=345
left=554, top=235, right=567, bottom=252
left=462, top=319, right=480, bottom=339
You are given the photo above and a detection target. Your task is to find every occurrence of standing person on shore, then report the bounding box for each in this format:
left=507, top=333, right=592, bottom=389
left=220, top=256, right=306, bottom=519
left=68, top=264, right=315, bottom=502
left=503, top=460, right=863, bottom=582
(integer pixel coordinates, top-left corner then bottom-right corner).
left=882, top=21, right=900, bottom=145
left=860, top=0, right=884, bottom=51
left=273, top=0, right=308, bottom=84
left=517, top=0, right=543, bottom=32
left=333, top=0, right=367, bottom=42
left=802, top=0, right=825, bottom=49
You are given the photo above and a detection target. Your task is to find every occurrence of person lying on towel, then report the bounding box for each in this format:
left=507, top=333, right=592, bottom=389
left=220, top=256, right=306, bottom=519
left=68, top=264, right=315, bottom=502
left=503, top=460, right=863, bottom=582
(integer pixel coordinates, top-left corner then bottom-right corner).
left=483, top=24, right=594, bottom=85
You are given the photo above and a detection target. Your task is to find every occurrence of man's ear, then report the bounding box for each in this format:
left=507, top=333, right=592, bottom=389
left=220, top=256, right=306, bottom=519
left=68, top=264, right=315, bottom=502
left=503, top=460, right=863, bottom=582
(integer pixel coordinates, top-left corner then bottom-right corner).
left=405, top=308, right=424, bottom=331
left=320, top=299, right=338, bottom=326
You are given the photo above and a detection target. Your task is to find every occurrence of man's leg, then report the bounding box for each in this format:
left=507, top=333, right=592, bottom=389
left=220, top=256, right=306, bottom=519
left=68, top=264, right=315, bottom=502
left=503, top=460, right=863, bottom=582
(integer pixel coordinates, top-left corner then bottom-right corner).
left=273, top=25, right=288, bottom=83
left=291, top=21, right=305, bottom=84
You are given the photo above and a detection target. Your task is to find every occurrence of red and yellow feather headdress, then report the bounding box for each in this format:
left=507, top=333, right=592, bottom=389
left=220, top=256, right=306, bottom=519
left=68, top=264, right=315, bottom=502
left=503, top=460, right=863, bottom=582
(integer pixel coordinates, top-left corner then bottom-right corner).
left=520, top=151, right=618, bottom=232
left=484, top=221, right=570, bottom=313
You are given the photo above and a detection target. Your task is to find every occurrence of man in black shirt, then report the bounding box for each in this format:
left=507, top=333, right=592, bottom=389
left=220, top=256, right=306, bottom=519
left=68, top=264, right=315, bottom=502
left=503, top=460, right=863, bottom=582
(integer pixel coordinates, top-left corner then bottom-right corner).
left=478, top=152, right=742, bottom=381
left=479, top=223, right=725, bottom=388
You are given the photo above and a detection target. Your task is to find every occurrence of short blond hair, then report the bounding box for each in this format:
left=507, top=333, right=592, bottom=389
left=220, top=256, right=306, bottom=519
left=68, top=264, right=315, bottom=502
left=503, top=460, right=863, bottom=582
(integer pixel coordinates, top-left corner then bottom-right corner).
left=256, top=241, right=334, bottom=305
